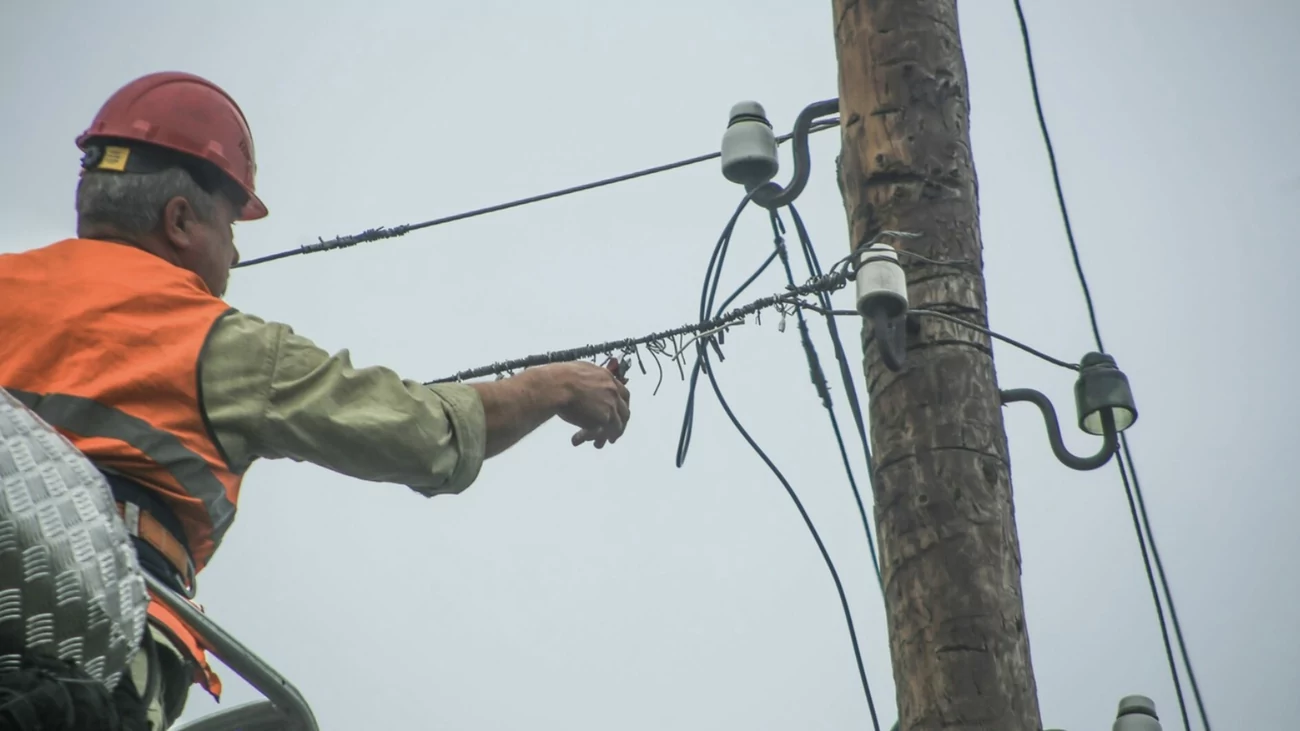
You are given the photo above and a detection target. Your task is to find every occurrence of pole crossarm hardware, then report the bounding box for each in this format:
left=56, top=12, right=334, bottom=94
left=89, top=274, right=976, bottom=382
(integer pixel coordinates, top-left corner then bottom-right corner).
left=1000, top=388, right=1118, bottom=471
left=145, top=573, right=319, bottom=731
left=720, top=98, right=840, bottom=210
left=1001, top=351, right=1138, bottom=472
left=843, top=213, right=1140, bottom=474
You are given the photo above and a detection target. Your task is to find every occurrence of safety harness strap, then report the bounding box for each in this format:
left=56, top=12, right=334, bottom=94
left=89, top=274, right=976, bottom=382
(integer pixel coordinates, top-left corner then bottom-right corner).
left=102, top=471, right=196, bottom=597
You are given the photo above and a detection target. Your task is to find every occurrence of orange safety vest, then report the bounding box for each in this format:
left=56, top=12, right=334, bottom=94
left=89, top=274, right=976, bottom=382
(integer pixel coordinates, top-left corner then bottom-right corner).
left=0, top=237, right=245, bottom=699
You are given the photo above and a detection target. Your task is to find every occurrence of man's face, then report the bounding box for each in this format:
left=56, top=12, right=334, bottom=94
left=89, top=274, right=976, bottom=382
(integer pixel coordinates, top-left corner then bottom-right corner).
left=170, top=193, right=241, bottom=298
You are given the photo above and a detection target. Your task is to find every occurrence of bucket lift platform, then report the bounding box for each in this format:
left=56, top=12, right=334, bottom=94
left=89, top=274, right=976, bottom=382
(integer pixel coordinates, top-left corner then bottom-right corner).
left=145, top=573, right=318, bottom=731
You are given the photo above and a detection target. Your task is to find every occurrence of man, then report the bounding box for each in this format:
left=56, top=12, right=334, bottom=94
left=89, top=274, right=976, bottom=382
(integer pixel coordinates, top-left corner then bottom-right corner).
left=0, top=71, right=631, bottom=729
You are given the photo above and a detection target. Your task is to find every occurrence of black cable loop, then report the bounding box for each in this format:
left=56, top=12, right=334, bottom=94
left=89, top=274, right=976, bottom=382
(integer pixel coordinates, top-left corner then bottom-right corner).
left=672, top=195, right=883, bottom=729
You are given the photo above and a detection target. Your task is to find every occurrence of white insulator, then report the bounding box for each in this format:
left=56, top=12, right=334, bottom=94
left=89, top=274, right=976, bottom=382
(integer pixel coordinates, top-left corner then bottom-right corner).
left=1113, top=695, right=1163, bottom=731
left=855, top=243, right=908, bottom=319
left=721, top=101, right=779, bottom=188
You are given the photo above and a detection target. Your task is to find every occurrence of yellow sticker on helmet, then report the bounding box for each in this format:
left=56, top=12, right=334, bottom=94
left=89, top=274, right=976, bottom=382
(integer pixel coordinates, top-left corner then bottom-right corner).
left=98, top=146, right=131, bottom=171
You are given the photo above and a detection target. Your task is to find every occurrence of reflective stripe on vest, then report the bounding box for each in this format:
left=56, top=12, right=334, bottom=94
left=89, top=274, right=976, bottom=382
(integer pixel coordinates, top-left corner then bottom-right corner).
left=7, top=389, right=236, bottom=547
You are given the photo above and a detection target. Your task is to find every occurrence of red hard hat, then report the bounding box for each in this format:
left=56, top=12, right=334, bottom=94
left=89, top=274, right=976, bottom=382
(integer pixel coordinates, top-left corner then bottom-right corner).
left=77, top=71, right=268, bottom=220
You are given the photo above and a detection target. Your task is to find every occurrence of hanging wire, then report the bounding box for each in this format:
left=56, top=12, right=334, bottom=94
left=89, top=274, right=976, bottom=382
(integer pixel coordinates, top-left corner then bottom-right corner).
left=780, top=206, right=883, bottom=591
left=675, top=190, right=762, bottom=468
left=1014, top=2, right=1208, bottom=729
left=674, top=194, right=883, bottom=729
left=701, top=349, right=881, bottom=731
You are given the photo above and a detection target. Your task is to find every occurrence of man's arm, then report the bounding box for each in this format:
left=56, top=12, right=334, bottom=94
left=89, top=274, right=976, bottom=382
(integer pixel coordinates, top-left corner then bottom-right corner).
left=198, top=311, right=629, bottom=495
left=469, top=369, right=564, bottom=458
left=469, top=361, right=630, bottom=457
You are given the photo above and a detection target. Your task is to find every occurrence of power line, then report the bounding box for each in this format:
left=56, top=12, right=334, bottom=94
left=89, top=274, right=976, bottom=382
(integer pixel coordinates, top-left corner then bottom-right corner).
left=1011, top=4, right=1104, bottom=353
left=1013, top=3, right=1210, bottom=730
left=803, top=304, right=1081, bottom=373
left=907, top=309, right=1079, bottom=371
left=236, top=121, right=839, bottom=269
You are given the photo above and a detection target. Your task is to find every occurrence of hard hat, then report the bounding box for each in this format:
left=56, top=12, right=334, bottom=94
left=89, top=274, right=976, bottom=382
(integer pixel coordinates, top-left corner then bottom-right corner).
left=0, top=388, right=149, bottom=690
left=76, top=71, right=268, bottom=221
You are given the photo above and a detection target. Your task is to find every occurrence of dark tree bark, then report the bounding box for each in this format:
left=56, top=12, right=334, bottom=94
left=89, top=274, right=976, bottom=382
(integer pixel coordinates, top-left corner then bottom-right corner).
left=831, top=2, right=1043, bottom=729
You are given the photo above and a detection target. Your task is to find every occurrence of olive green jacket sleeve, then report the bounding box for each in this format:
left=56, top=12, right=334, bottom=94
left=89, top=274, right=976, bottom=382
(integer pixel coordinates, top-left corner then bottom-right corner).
left=198, top=310, right=486, bottom=496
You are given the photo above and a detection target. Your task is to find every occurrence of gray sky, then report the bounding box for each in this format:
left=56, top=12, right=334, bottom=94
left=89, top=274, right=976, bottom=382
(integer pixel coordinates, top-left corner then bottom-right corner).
left=3, top=1, right=1297, bottom=729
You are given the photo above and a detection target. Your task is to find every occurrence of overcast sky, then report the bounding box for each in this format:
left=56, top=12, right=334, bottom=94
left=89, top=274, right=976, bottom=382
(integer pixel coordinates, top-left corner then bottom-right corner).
left=3, top=1, right=1297, bottom=729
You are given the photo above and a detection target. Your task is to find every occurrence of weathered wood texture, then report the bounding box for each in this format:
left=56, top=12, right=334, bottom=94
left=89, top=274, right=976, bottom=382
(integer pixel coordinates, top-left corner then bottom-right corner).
left=831, top=1, right=1043, bottom=729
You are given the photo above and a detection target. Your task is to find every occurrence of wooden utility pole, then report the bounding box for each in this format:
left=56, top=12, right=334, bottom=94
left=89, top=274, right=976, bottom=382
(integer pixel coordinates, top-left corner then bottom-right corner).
left=831, top=3, right=1043, bottom=730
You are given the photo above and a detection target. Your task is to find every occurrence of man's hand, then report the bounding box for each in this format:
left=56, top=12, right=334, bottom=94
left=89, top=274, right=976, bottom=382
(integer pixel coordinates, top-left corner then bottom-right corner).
left=468, top=359, right=632, bottom=458
left=551, top=359, right=631, bottom=449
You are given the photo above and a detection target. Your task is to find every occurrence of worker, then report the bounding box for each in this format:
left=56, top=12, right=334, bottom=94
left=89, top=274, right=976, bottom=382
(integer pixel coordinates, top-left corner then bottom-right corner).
left=0, top=70, right=632, bottom=730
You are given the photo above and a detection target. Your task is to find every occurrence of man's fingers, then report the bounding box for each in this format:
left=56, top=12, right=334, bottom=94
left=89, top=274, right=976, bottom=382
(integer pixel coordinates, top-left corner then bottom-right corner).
left=604, top=408, right=625, bottom=443
left=569, top=383, right=632, bottom=448
left=573, top=426, right=614, bottom=448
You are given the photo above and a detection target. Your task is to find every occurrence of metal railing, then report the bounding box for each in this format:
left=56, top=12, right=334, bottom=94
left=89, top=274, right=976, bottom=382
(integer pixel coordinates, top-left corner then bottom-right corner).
left=144, top=573, right=319, bottom=731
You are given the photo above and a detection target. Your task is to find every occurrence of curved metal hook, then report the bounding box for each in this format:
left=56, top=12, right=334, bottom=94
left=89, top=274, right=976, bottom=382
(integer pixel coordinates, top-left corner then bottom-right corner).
left=752, top=98, right=840, bottom=210
left=1000, top=388, right=1119, bottom=471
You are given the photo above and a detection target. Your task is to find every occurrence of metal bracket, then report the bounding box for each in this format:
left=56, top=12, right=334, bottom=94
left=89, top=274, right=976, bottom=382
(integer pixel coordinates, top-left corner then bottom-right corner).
left=751, top=98, right=840, bottom=209
left=870, top=309, right=908, bottom=372
left=1000, top=387, right=1119, bottom=471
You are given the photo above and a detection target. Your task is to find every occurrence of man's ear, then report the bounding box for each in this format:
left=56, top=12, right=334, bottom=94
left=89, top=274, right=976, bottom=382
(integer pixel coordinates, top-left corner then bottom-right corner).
left=161, top=195, right=197, bottom=251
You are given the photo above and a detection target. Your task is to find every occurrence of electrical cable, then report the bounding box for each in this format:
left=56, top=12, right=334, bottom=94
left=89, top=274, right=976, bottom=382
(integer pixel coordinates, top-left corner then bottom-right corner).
left=778, top=206, right=883, bottom=590
left=1120, top=439, right=1208, bottom=727
left=1012, top=9, right=1103, bottom=353
left=673, top=194, right=882, bottom=728
left=1013, top=2, right=1209, bottom=729
left=715, top=248, right=779, bottom=316
left=700, top=351, right=881, bottom=731
left=1115, top=449, right=1191, bottom=731
left=676, top=192, right=760, bottom=469
left=907, top=309, right=1079, bottom=371
left=829, top=235, right=966, bottom=279
left=236, top=121, right=839, bottom=269
left=801, top=305, right=1079, bottom=373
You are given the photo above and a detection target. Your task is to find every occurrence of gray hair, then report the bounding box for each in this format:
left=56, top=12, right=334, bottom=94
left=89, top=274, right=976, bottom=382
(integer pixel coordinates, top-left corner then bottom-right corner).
left=75, top=168, right=222, bottom=239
